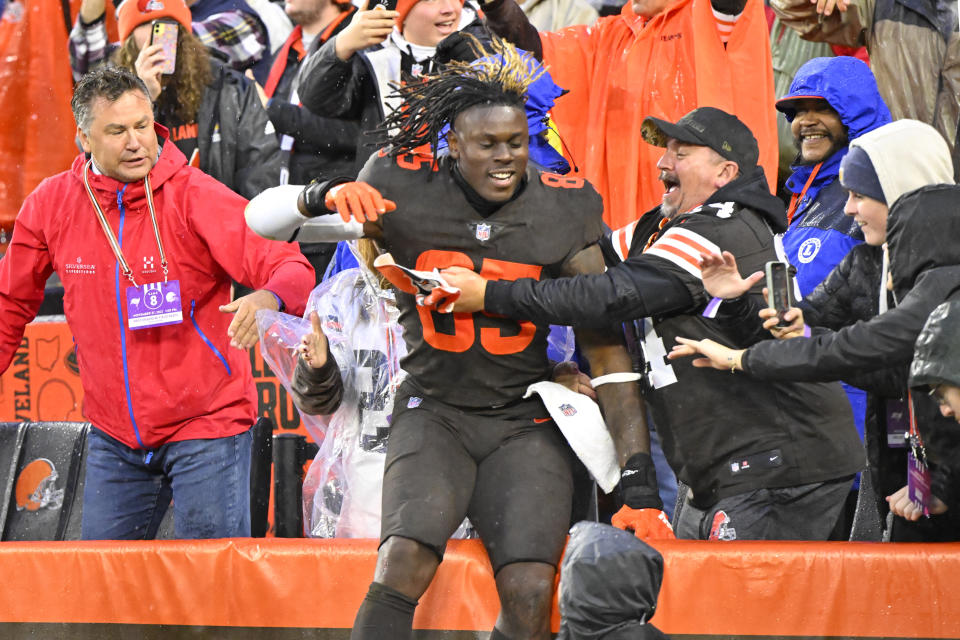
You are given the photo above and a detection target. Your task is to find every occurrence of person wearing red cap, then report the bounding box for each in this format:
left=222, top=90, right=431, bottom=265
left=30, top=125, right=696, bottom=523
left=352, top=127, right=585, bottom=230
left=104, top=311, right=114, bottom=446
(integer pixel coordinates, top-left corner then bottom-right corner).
left=70, top=0, right=270, bottom=79
left=69, top=0, right=282, bottom=200
left=296, top=0, right=481, bottom=174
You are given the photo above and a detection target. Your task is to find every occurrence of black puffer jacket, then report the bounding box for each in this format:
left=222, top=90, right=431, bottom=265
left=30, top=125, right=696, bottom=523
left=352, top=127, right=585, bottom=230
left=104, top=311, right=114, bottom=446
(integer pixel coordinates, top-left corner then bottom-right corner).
left=197, top=61, right=283, bottom=199
left=910, top=300, right=960, bottom=390
left=743, top=184, right=960, bottom=535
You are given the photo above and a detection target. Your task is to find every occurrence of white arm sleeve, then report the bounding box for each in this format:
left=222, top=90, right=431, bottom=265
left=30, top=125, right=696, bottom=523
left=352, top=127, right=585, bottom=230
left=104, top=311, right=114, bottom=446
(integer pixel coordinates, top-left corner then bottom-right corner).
left=245, top=185, right=364, bottom=243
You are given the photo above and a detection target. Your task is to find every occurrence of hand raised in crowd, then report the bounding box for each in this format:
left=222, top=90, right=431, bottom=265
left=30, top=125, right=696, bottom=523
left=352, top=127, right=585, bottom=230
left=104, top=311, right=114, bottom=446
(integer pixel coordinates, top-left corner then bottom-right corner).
left=219, top=289, right=281, bottom=349
left=611, top=506, right=676, bottom=540
left=669, top=337, right=746, bottom=372
left=552, top=361, right=597, bottom=400
left=813, top=0, right=851, bottom=16
left=335, top=0, right=399, bottom=61
left=298, top=311, right=330, bottom=369
left=759, top=304, right=806, bottom=339
left=699, top=251, right=763, bottom=300
left=244, top=70, right=269, bottom=109
left=324, top=182, right=396, bottom=223
left=886, top=485, right=948, bottom=521
left=79, top=0, right=106, bottom=24
left=134, top=43, right=167, bottom=101
left=439, top=266, right=486, bottom=312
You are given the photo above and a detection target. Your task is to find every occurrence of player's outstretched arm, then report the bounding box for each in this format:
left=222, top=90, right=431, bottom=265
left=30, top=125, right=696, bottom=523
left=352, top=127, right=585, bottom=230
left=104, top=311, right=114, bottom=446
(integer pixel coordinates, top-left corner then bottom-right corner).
left=245, top=181, right=388, bottom=243
left=565, top=245, right=675, bottom=540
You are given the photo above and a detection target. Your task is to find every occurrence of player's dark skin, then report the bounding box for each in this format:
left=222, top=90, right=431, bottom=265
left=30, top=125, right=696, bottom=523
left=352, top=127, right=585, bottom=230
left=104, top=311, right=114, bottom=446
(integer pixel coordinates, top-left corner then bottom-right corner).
left=358, top=104, right=648, bottom=640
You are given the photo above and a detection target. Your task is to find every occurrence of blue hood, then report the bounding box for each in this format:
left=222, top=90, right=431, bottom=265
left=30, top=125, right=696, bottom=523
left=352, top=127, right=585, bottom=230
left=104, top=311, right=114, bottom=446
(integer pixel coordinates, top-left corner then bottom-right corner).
left=779, top=56, right=891, bottom=196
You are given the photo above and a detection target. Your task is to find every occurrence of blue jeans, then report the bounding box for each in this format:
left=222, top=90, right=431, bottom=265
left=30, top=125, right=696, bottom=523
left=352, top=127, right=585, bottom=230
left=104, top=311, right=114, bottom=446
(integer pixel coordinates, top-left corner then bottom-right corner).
left=81, top=426, right=252, bottom=540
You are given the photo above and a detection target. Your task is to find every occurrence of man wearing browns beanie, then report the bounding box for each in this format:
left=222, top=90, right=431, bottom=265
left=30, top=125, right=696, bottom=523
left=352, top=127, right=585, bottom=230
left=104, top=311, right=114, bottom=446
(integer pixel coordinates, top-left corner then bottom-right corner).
left=297, top=0, right=484, bottom=173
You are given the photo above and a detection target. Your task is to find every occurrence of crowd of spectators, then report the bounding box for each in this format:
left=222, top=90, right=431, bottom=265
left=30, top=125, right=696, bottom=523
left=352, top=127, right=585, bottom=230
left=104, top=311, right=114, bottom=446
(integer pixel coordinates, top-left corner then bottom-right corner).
left=0, top=0, right=958, bottom=635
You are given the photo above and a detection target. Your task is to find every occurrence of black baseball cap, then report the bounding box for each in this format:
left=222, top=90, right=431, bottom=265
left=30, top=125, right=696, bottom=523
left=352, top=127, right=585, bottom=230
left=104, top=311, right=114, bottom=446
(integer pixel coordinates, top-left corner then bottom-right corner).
left=641, top=106, right=760, bottom=171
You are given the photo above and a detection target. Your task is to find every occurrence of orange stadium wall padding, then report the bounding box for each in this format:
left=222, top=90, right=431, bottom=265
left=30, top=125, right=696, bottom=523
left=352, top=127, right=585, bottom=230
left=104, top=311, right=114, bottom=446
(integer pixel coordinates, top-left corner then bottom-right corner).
left=0, top=538, right=958, bottom=639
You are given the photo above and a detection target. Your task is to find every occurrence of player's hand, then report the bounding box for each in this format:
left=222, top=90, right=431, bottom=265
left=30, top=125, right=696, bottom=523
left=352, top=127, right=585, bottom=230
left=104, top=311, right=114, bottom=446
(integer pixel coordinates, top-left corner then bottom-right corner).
left=335, top=0, right=398, bottom=60
left=886, top=485, right=948, bottom=521
left=552, top=361, right=596, bottom=400
left=417, top=286, right=461, bottom=314
left=440, top=266, right=487, bottom=312
left=759, top=303, right=806, bottom=339
left=134, top=43, right=166, bottom=100
left=611, top=505, right=675, bottom=540
left=698, top=251, right=763, bottom=300
left=324, top=182, right=397, bottom=223
left=220, top=289, right=280, bottom=349
left=298, top=311, right=329, bottom=369
left=813, top=0, right=850, bottom=16
left=669, top=337, right=746, bottom=372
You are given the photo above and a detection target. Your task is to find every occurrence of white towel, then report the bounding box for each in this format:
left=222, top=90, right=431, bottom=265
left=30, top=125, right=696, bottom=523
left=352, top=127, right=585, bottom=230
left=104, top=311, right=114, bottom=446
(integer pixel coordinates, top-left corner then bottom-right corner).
left=523, top=381, right=620, bottom=493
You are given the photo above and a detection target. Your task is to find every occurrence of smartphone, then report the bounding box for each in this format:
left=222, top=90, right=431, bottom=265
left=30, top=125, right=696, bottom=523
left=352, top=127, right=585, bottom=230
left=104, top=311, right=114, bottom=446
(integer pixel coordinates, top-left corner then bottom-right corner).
left=150, top=20, right=179, bottom=75
left=765, top=261, right=795, bottom=327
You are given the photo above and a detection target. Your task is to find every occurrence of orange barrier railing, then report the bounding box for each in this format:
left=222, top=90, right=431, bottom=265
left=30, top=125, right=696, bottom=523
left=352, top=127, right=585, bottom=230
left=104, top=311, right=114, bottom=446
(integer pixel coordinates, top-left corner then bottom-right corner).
left=0, top=538, right=958, bottom=637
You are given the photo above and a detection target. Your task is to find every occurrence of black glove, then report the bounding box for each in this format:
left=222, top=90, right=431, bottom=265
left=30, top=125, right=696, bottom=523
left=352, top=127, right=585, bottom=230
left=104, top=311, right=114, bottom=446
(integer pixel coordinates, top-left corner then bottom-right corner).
left=434, top=32, right=483, bottom=64
left=619, top=452, right=663, bottom=510
left=300, top=176, right=353, bottom=217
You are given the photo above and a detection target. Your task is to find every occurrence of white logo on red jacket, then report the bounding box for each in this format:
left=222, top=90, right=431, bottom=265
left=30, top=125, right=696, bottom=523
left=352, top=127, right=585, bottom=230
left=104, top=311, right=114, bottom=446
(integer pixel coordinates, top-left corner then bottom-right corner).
left=64, top=256, right=96, bottom=276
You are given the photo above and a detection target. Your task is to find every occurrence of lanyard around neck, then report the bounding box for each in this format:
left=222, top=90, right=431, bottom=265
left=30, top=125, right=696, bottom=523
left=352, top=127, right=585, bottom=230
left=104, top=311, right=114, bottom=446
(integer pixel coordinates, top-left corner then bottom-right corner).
left=82, top=160, right=168, bottom=287
left=786, top=162, right=822, bottom=225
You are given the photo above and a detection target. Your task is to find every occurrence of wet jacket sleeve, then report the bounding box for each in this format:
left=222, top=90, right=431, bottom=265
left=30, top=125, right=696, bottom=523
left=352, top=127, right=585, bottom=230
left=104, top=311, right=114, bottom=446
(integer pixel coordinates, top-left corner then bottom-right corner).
left=741, top=271, right=959, bottom=382
left=481, top=0, right=544, bottom=58
left=0, top=194, right=54, bottom=372
left=267, top=99, right=360, bottom=156
left=185, top=174, right=315, bottom=315
left=231, top=76, right=285, bottom=199
left=484, top=254, right=693, bottom=328
left=290, top=342, right=344, bottom=415
left=769, top=0, right=873, bottom=46
left=68, top=12, right=114, bottom=82
left=298, top=37, right=367, bottom=121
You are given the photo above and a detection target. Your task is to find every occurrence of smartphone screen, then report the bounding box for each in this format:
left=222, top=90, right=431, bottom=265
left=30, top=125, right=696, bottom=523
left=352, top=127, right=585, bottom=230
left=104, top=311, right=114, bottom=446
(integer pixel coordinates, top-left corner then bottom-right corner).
left=765, top=261, right=794, bottom=326
left=372, top=0, right=398, bottom=10
left=150, top=20, right=179, bottom=75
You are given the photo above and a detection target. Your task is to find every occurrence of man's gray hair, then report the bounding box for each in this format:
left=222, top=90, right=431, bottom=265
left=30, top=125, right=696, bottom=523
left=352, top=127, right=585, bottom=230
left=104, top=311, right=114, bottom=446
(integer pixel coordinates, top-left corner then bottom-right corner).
left=71, top=66, right=151, bottom=134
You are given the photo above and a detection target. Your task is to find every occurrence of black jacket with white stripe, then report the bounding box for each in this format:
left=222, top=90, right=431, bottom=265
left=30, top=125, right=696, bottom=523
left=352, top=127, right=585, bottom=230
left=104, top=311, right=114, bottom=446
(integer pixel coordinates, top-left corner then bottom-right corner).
left=484, top=167, right=864, bottom=508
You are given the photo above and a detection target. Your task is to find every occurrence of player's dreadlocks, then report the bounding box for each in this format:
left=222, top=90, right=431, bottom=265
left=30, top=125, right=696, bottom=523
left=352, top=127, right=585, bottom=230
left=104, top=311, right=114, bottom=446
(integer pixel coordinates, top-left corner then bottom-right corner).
left=373, top=34, right=545, bottom=157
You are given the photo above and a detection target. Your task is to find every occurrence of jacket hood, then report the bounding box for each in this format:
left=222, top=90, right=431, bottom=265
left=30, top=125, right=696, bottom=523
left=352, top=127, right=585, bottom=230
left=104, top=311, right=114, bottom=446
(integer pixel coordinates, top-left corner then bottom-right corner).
left=557, top=522, right=666, bottom=640
left=706, top=165, right=788, bottom=232
left=909, top=300, right=960, bottom=390
left=887, top=184, right=960, bottom=298
left=782, top=57, right=891, bottom=193
left=778, top=57, right=891, bottom=139
left=847, top=119, right=955, bottom=208
left=71, top=123, right=188, bottom=211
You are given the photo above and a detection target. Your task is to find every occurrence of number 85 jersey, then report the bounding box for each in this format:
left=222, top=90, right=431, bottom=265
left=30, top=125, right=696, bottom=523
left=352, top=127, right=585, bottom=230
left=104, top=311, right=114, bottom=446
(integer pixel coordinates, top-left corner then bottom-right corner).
left=361, top=152, right=604, bottom=409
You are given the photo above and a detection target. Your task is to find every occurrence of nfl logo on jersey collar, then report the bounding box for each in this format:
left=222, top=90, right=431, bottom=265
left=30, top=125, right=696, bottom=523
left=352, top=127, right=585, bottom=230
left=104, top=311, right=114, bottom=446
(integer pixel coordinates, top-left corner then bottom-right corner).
left=475, top=223, right=492, bottom=242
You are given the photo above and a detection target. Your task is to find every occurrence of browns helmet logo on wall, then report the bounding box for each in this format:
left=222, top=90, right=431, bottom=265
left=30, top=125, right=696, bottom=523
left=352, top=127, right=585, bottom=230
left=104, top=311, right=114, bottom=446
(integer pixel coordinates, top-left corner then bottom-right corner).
left=14, top=458, right=65, bottom=512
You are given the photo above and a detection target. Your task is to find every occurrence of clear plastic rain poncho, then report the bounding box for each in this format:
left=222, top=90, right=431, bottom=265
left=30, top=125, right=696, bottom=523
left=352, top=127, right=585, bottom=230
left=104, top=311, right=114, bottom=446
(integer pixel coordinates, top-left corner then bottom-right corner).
left=258, top=250, right=485, bottom=538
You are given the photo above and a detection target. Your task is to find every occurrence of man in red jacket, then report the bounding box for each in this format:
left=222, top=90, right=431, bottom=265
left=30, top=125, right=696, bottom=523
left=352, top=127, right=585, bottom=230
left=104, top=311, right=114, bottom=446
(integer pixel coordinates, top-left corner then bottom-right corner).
left=0, top=66, right=314, bottom=540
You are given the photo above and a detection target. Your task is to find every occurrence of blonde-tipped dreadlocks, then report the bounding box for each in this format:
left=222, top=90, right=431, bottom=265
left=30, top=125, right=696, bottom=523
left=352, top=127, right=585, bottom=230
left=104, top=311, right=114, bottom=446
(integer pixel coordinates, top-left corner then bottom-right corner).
left=374, top=34, right=546, bottom=157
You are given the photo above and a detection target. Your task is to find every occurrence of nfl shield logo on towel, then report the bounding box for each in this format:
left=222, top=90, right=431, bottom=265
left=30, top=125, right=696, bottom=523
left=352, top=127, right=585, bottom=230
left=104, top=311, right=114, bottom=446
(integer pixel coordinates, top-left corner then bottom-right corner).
left=560, top=403, right=577, bottom=417
left=476, top=223, right=491, bottom=242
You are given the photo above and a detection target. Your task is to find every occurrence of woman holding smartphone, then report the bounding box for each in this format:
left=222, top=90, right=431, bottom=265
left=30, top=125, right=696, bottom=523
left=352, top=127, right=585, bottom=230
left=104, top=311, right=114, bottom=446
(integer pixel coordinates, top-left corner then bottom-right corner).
left=70, top=0, right=283, bottom=200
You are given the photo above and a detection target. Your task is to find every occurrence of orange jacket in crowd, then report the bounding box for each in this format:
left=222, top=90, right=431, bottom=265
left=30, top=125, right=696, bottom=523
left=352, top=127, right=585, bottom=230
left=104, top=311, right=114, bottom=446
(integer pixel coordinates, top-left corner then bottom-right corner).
left=0, top=1, right=117, bottom=249
left=539, top=0, right=778, bottom=229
